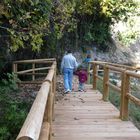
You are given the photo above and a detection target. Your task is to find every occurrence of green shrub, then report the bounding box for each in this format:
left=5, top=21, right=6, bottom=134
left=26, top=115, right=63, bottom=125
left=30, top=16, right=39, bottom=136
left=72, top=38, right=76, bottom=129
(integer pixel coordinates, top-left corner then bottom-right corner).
left=97, top=79, right=120, bottom=108
left=0, top=127, right=10, bottom=140
left=1, top=72, right=20, bottom=90
left=0, top=73, right=30, bottom=140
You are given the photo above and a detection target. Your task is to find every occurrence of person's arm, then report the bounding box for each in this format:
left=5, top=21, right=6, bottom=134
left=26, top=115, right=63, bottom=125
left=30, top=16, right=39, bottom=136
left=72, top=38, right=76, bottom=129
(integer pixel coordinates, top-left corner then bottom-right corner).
left=83, top=58, right=86, bottom=63
left=74, top=58, right=78, bottom=71
left=61, top=57, right=64, bottom=73
left=74, top=70, right=79, bottom=75
left=85, top=71, right=88, bottom=81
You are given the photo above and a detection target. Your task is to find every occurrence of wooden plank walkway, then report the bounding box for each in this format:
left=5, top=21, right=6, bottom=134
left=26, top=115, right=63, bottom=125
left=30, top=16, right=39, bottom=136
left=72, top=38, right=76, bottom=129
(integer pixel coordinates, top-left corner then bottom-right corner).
left=52, top=85, right=140, bottom=140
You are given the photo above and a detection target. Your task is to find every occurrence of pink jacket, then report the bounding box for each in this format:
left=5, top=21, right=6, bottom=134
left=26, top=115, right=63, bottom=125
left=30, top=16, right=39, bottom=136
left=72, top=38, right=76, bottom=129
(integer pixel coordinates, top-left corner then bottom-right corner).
left=75, top=70, right=87, bottom=83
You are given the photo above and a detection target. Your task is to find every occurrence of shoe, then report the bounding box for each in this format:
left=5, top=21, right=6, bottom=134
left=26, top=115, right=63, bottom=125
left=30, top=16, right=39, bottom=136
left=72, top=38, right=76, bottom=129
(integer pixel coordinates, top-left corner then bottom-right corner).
left=78, top=89, right=84, bottom=92
left=65, top=89, right=70, bottom=94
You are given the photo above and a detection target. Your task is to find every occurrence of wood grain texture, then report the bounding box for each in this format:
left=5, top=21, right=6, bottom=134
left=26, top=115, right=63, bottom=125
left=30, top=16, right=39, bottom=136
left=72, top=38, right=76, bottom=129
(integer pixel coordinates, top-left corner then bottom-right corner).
left=16, top=82, right=50, bottom=140
left=52, top=85, right=140, bottom=140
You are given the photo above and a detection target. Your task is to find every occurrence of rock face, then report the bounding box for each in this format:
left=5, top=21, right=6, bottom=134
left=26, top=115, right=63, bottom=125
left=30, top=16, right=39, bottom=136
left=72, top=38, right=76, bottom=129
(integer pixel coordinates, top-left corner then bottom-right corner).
left=74, top=39, right=140, bottom=66
left=96, top=45, right=134, bottom=65
left=108, top=39, right=140, bottom=66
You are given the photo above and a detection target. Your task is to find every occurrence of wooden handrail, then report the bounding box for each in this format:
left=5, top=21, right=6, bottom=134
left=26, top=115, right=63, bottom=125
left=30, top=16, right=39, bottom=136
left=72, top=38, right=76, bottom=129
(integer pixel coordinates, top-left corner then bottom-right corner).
left=108, top=63, right=136, bottom=70
left=44, top=62, right=56, bottom=83
left=15, top=59, right=140, bottom=139
left=97, top=75, right=103, bottom=81
left=13, top=58, right=55, bottom=84
left=13, top=58, right=56, bottom=63
left=107, top=81, right=121, bottom=93
left=16, top=81, right=51, bottom=140
left=126, top=70, right=140, bottom=78
left=15, top=67, right=50, bottom=75
left=103, top=65, right=109, bottom=101
left=16, top=67, right=51, bottom=74
left=107, top=65, right=125, bottom=72
left=15, top=59, right=57, bottom=140
left=127, top=94, right=140, bottom=106
left=89, top=61, right=140, bottom=120
left=16, top=73, right=48, bottom=75
left=90, top=61, right=138, bottom=70
left=93, top=63, right=98, bottom=90
left=39, top=122, right=50, bottom=140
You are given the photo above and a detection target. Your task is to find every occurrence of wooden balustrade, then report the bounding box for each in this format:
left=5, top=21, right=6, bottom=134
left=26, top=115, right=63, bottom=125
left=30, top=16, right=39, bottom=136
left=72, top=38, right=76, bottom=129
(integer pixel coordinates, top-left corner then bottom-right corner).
left=16, top=81, right=51, bottom=140
left=13, top=58, right=55, bottom=84
left=13, top=58, right=56, bottom=63
left=89, top=61, right=140, bottom=120
left=14, top=59, right=57, bottom=140
left=15, top=67, right=51, bottom=74
left=103, top=65, right=109, bottom=101
left=93, top=63, right=98, bottom=90
left=14, top=59, right=140, bottom=140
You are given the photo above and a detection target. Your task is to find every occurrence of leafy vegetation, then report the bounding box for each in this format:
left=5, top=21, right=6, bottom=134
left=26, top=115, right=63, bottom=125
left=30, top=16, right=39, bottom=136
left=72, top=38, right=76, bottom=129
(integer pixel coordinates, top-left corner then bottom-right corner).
left=0, top=0, right=140, bottom=139
left=116, top=17, right=140, bottom=46
left=0, top=0, right=139, bottom=73
left=115, top=0, right=140, bottom=46
left=0, top=0, right=52, bottom=51
left=0, top=73, right=32, bottom=140
left=0, top=0, right=139, bottom=53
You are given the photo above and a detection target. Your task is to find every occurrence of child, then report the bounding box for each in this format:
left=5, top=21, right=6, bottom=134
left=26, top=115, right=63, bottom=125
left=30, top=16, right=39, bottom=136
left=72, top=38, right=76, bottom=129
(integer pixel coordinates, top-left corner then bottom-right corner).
left=75, top=65, right=88, bottom=92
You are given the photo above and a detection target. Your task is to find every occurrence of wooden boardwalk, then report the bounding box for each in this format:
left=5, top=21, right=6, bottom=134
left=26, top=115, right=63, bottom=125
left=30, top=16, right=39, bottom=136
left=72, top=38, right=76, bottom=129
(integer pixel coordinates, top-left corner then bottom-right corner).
left=52, top=85, right=140, bottom=140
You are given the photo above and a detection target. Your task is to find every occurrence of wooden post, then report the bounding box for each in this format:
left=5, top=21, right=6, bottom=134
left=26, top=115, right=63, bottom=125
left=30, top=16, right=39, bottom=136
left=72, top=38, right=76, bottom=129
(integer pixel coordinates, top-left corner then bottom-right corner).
left=16, top=60, right=56, bottom=140
left=13, top=63, right=18, bottom=74
left=46, top=83, right=54, bottom=140
left=52, top=64, right=57, bottom=121
left=93, top=63, right=97, bottom=90
left=120, top=72, right=129, bottom=120
left=32, top=63, right=35, bottom=81
left=39, top=122, right=50, bottom=140
left=87, top=63, right=91, bottom=84
left=13, top=63, right=18, bottom=85
left=103, top=65, right=109, bottom=101
left=16, top=82, right=50, bottom=140
left=12, top=63, right=15, bottom=73
left=42, top=63, right=56, bottom=140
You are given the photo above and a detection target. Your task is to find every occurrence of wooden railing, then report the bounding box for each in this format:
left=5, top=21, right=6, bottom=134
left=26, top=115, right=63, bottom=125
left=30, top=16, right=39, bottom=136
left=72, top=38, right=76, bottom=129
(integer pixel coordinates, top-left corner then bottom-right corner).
left=89, top=61, right=140, bottom=120
left=13, top=59, right=57, bottom=140
left=14, top=59, right=140, bottom=139
left=13, top=58, right=56, bottom=84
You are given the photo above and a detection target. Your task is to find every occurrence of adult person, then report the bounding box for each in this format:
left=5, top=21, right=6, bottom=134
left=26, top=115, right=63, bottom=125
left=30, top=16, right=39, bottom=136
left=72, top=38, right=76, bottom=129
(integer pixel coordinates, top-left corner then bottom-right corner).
left=61, top=49, right=78, bottom=93
left=83, top=54, right=91, bottom=69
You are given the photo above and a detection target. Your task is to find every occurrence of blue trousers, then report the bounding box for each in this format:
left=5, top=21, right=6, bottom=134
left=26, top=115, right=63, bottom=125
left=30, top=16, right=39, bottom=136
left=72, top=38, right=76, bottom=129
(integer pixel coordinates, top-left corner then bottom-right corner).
left=79, top=82, right=84, bottom=90
left=63, top=68, right=73, bottom=91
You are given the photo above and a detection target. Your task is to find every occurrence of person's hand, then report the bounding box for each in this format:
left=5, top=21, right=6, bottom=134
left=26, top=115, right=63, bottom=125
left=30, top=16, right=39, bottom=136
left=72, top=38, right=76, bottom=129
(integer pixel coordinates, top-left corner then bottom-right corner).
left=60, top=69, right=63, bottom=75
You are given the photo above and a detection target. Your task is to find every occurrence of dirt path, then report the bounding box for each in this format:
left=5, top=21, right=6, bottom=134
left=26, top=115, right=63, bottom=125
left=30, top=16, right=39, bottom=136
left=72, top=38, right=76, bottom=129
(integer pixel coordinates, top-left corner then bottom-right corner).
left=19, top=75, right=79, bottom=102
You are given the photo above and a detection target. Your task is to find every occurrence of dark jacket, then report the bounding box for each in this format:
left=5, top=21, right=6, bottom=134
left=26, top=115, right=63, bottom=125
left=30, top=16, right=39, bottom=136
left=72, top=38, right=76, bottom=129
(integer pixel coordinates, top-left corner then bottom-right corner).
left=75, top=69, right=88, bottom=83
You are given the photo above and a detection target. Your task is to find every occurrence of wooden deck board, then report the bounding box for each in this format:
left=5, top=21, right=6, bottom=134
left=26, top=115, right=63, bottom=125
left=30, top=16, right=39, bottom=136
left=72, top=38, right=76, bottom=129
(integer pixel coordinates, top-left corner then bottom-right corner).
left=52, top=84, right=140, bottom=140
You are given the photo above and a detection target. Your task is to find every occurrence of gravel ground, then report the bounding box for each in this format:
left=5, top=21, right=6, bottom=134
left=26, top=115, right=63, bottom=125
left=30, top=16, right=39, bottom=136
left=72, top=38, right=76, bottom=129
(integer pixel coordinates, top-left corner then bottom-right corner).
left=19, top=75, right=79, bottom=102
